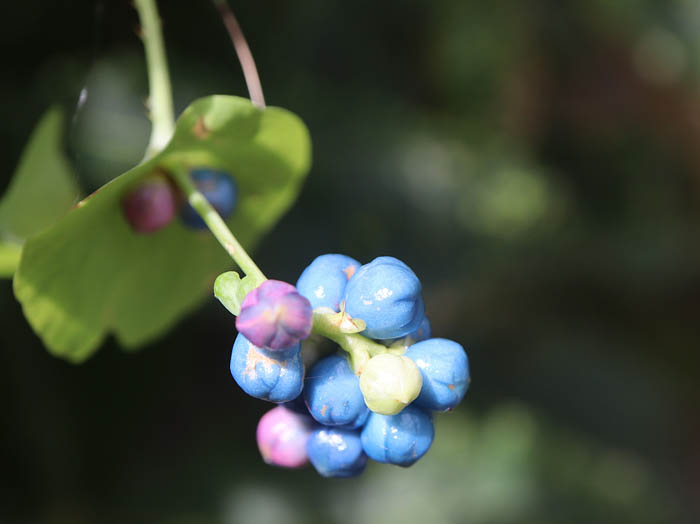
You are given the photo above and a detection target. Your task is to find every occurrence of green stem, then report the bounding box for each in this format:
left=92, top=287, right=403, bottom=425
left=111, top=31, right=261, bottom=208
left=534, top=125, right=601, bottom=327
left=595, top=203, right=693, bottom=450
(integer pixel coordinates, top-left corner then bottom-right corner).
left=134, top=0, right=264, bottom=283
left=169, top=166, right=266, bottom=284
left=312, top=311, right=388, bottom=373
left=134, top=0, right=175, bottom=158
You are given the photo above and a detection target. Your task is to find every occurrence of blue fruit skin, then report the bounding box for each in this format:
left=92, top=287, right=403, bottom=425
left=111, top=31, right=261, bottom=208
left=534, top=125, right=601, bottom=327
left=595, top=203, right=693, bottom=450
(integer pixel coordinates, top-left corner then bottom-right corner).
left=344, top=256, right=425, bottom=340
left=361, top=405, right=434, bottom=467
left=307, top=427, right=368, bottom=478
left=181, top=169, right=237, bottom=229
left=296, top=254, right=360, bottom=311
left=405, top=338, right=470, bottom=412
left=381, top=316, right=432, bottom=346
left=304, top=354, right=369, bottom=429
left=230, top=334, right=303, bottom=403
left=408, top=316, right=431, bottom=342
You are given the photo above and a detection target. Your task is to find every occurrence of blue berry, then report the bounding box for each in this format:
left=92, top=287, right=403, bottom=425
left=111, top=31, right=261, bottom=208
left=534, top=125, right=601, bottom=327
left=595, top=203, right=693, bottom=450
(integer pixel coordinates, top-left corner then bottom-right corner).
left=361, top=404, right=434, bottom=466
left=405, top=338, right=470, bottom=412
left=307, top=427, right=368, bottom=478
left=230, top=334, right=304, bottom=403
left=304, top=354, right=369, bottom=428
left=344, top=256, right=425, bottom=340
left=181, top=168, right=237, bottom=229
left=380, top=316, right=432, bottom=347
left=296, top=254, right=361, bottom=311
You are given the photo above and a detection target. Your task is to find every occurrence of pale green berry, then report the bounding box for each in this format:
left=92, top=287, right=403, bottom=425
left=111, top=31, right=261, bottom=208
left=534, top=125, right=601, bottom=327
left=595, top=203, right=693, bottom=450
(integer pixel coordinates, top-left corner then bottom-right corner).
left=359, top=353, right=423, bottom=415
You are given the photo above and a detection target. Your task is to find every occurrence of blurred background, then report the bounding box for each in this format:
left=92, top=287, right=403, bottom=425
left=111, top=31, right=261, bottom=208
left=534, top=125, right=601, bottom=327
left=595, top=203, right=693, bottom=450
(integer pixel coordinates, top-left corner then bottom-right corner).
left=1, top=0, right=699, bottom=522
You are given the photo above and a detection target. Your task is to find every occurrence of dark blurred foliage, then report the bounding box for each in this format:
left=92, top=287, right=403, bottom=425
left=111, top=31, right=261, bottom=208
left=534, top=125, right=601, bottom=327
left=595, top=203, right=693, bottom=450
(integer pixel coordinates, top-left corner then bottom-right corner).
left=1, top=1, right=699, bottom=523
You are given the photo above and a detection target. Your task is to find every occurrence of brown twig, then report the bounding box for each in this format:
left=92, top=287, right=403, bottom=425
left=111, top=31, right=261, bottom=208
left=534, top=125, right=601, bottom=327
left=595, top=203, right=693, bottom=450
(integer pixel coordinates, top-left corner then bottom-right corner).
left=213, top=0, right=266, bottom=108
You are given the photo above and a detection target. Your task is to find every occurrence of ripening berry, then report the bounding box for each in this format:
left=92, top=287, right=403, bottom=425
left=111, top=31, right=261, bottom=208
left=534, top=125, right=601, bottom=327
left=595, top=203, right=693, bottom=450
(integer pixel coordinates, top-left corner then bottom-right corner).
left=344, top=256, right=425, bottom=340
left=359, top=353, right=423, bottom=415
left=304, top=354, right=369, bottom=428
left=180, top=168, right=237, bottom=229
left=236, top=280, right=313, bottom=351
left=121, top=174, right=178, bottom=233
left=256, top=405, right=315, bottom=468
left=296, top=254, right=360, bottom=311
left=306, top=427, right=368, bottom=478
left=229, top=333, right=304, bottom=403
left=361, top=404, right=434, bottom=467
left=405, top=338, right=470, bottom=412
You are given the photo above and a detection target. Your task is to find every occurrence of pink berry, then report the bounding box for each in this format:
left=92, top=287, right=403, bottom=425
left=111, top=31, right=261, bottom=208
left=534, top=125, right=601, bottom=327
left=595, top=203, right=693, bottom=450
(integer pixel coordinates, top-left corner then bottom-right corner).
left=256, top=405, right=314, bottom=468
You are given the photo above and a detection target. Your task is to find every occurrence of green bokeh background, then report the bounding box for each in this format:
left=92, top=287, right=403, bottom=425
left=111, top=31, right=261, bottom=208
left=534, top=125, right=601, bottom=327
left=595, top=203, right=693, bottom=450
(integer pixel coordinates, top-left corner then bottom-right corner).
left=1, top=1, right=698, bottom=523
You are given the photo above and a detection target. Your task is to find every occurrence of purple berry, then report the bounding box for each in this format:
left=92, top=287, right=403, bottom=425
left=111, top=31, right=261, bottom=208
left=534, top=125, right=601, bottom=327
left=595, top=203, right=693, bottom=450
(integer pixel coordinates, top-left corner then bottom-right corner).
left=236, top=280, right=313, bottom=351
left=256, top=405, right=315, bottom=468
left=121, top=174, right=178, bottom=233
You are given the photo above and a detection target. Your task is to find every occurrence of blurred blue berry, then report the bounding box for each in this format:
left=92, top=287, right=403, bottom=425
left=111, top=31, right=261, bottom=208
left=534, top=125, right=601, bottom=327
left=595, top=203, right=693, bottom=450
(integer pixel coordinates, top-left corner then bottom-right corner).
left=236, top=280, right=313, bottom=351
left=304, top=354, right=369, bottom=428
left=307, top=427, right=368, bottom=478
left=296, top=254, right=360, bottom=311
left=405, top=338, right=470, bottom=412
left=361, top=404, right=434, bottom=466
left=181, top=168, right=237, bottom=229
left=230, top=333, right=304, bottom=402
left=344, top=256, right=425, bottom=339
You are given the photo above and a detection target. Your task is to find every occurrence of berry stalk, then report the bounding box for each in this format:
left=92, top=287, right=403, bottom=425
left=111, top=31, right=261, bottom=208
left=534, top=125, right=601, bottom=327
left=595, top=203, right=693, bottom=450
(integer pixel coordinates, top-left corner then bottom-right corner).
left=134, top=0, right=175, bottom=159
left=311, top=310, right=389, bottom=373
left=169, top=165, right=266, bottom=285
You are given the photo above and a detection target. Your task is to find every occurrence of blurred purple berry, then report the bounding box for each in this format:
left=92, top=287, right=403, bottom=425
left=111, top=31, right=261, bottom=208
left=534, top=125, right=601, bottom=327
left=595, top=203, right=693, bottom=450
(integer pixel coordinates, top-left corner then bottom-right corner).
left=236, top=280, right=313, bottom=351
left=121, top=174, right=178, bottom=233
left=256, top=405, right=314, bottom=468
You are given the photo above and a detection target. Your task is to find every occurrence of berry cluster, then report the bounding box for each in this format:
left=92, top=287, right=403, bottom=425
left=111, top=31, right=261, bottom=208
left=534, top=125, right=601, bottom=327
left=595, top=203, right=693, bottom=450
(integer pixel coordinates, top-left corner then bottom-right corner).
left=229, top=254, right=470, bottom=478
left=121, top=168, right=237, bottom=233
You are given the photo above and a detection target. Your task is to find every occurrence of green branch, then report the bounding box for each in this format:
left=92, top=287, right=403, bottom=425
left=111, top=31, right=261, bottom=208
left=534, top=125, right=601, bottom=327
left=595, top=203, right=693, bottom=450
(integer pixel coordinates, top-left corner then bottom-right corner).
left=134, top=0, right=265, bottom=284
left=134, top=0, right=175, bottom=158
left=312, top=311, right=389, bottom=373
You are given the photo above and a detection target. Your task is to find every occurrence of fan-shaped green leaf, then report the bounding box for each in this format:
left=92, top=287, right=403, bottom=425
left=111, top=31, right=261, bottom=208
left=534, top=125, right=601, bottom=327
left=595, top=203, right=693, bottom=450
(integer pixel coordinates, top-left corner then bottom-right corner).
left=13, top=95, right=311, bottom=362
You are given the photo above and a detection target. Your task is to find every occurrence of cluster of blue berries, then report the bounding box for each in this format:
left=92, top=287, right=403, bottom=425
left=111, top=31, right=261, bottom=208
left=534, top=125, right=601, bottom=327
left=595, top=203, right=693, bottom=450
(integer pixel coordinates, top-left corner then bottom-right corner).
left=121, top=168, right=237, bottom=233
left=228, top=254, right=470, bottom=478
